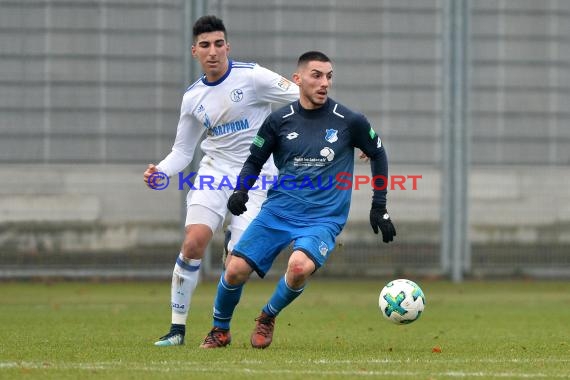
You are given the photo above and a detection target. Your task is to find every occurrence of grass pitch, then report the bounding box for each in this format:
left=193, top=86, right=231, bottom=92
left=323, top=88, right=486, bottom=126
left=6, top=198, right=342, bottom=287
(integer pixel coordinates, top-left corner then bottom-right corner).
left=1, top=279, right=569, bottom=379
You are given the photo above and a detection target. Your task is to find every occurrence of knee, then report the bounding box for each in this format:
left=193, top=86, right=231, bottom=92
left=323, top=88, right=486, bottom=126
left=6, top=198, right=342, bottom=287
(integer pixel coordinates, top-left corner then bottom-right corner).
left=286, top=257, right=313, bottom=287
left=181, top=225, right=213, bottom=259
left=224, top=257, right=251, bottom=286
left=182, top=238, right=204, bottom=259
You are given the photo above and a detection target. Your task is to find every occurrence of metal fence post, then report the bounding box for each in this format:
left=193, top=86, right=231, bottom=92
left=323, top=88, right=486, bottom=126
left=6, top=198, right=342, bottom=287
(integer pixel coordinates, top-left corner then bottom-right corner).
left=441, top=0, right=471, bottom=282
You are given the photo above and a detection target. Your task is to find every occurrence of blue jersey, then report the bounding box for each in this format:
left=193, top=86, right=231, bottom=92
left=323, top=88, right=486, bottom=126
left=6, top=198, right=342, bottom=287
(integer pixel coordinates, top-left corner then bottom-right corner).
left=239, top=98, right=388, bottom=228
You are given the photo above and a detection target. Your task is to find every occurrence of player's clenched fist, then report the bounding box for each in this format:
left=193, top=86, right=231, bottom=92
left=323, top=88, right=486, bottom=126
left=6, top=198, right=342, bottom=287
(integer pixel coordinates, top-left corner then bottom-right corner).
left=227, top=191, right=249, bottom=215
left=143, top=164, right=159, bottom=188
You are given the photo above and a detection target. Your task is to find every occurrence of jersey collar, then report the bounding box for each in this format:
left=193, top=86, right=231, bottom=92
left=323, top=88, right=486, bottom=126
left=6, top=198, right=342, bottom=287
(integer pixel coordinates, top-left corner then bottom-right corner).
left=201, top=59, right=233, bottom=86
left=295, top=98, right=331, bottom=118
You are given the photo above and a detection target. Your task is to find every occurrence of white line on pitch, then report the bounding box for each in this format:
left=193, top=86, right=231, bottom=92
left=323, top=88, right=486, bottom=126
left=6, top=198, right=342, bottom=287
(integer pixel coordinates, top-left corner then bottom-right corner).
left=1, top=362, right=569, bottom=378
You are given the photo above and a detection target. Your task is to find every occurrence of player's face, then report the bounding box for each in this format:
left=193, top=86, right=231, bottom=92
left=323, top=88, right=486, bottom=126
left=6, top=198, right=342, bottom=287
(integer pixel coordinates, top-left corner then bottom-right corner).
left=192, top=31, right=230, bottom=82
left=294, top=61, right=333, bottom=110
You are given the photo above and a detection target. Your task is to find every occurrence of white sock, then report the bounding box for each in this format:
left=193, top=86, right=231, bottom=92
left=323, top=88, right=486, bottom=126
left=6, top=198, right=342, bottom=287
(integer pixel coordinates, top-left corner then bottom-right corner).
left=170, top=253, right=201, bottom=325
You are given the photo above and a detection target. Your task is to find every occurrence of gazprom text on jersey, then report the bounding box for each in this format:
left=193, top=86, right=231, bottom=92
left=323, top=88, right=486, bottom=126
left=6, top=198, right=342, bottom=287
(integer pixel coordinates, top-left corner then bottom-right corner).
left=207, top=118, right=249, bottom=136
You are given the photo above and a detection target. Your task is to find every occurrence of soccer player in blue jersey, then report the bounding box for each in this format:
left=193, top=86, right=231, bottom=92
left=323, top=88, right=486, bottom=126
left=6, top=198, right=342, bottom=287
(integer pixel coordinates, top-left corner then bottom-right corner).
left=199, top=51, right=396, bottom=349
left=144, top=15, right=299, bottom=347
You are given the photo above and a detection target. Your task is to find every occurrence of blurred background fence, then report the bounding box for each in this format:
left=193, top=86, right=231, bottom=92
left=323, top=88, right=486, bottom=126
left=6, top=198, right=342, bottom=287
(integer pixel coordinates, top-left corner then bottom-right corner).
left=1, top=0, right=569, bottom=280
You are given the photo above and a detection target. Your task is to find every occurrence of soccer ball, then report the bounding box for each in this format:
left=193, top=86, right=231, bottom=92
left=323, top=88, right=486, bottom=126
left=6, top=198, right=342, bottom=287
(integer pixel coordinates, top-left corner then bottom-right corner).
left=379, top=279, right=426, bottom=324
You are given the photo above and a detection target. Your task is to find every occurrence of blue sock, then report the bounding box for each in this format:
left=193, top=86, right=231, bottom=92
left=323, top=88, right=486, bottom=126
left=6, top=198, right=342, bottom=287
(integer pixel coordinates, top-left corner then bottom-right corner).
left=262, top=276, right=305, bottom=317
left=212, top=273, right=243, bottom=330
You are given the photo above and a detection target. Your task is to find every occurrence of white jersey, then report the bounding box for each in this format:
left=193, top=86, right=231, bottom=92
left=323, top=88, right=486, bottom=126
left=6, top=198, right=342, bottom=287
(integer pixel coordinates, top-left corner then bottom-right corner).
left=157, top=60, right=299, bottom=177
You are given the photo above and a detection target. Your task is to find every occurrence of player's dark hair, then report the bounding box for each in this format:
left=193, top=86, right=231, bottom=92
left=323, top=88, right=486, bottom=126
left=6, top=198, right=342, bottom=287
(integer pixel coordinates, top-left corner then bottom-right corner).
left=297, top=51, right=331, bottom=67
left=192, top=15, right=227, bottom=41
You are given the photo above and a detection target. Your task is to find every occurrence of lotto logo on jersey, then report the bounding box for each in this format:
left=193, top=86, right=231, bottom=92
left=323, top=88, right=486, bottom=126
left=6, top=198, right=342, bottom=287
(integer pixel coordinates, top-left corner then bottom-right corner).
left=286, top=132, right=299, bottom=140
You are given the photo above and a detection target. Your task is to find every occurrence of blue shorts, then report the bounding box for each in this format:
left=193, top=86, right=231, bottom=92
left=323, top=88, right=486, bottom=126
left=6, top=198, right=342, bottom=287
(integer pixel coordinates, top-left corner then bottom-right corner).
left=232, top=208, right=341, bottom=278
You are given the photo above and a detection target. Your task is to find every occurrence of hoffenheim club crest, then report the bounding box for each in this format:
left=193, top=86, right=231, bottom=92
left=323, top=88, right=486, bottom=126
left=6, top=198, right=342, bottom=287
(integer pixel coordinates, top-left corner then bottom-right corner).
left=319, top=241, right=329, bottom=256
left=325, top=129, right=338, bottom=143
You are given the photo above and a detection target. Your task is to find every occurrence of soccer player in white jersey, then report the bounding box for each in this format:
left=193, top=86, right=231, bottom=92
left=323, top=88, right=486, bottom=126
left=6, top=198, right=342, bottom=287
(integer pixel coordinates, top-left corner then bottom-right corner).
left=143, top=15, right=299, bottom=346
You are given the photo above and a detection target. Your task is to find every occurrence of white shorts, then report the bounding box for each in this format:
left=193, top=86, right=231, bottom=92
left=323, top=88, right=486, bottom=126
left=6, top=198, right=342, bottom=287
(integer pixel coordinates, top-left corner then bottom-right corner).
left=184, top=155, right=271, bottom=251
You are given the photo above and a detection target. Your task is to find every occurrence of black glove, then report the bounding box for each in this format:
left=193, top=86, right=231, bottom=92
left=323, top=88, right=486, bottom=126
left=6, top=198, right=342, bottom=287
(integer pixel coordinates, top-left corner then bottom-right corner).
left=227, top=191, right=249, bottom=216
left=369, top=204, right=396, bottom=243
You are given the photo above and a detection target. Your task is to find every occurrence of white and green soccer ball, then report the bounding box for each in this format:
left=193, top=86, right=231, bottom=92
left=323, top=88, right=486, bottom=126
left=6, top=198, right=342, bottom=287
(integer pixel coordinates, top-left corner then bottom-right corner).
left=379, top=279, right=426, bottom=324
